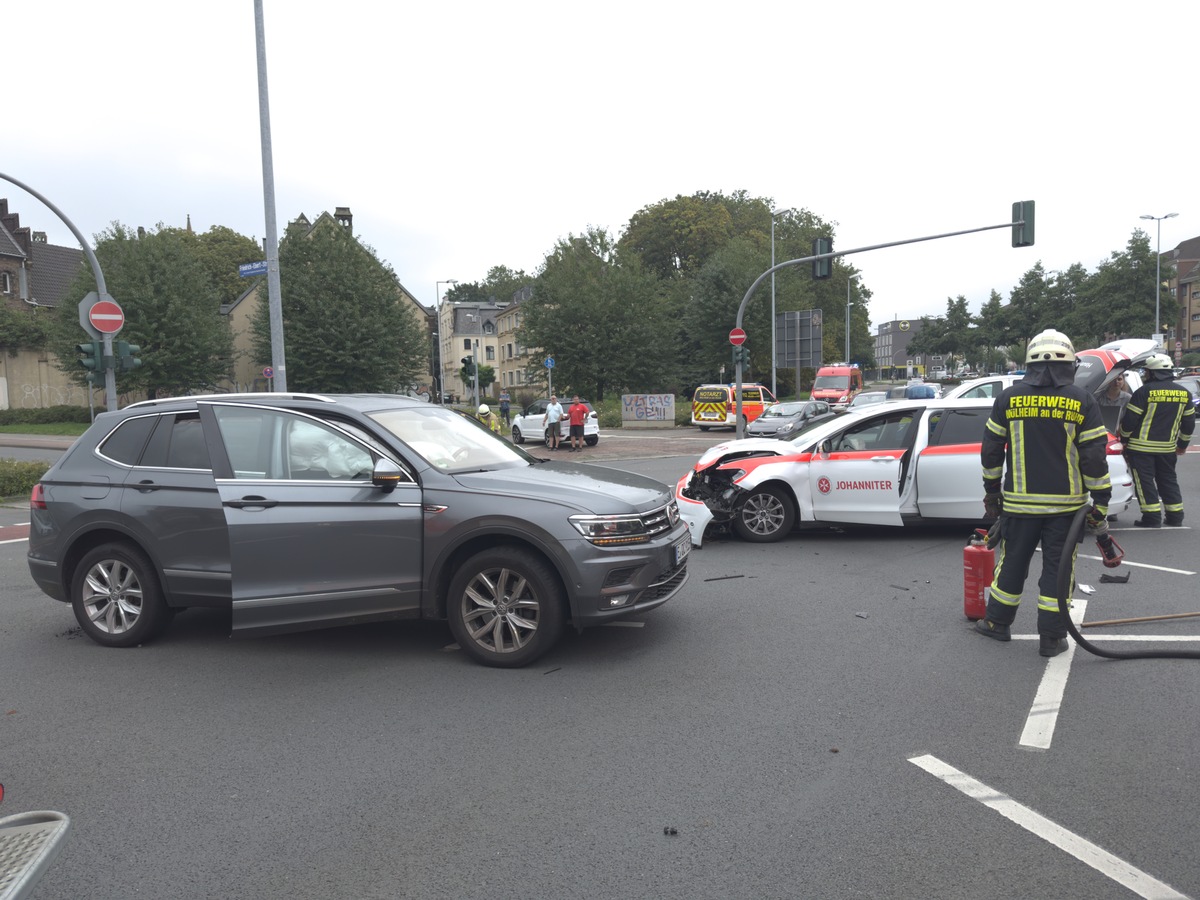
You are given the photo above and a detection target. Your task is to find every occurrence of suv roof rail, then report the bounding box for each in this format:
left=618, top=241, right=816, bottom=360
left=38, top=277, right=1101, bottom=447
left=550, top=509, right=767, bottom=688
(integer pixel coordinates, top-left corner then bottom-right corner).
left=125, top=392, right=335, bottom=409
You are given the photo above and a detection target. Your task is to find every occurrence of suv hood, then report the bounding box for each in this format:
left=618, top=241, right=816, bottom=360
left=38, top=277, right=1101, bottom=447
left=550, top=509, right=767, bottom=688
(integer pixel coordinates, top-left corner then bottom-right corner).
left=453, top=462, right=671, bottom=514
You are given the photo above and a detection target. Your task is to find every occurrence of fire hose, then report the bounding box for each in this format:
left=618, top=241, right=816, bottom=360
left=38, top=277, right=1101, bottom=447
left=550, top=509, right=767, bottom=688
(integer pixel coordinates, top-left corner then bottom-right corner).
left=1056, top=506, right=1200, bottom=661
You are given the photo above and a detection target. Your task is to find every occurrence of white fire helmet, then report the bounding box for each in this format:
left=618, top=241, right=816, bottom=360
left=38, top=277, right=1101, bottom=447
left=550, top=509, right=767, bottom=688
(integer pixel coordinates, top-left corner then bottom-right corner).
left=1025, top=329, right=1076, bottom=364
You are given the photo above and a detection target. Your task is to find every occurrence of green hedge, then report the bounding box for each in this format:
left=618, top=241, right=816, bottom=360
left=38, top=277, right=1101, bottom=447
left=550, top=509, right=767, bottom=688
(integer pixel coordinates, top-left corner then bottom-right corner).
left=0, top=458, right=50, bottom=499
left=0, top=405, right=93, bottom=425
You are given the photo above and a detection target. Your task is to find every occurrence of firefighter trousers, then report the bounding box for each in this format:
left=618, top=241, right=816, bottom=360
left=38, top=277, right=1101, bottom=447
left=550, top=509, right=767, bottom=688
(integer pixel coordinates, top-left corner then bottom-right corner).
left=1126, top=449, right=1183, bottom=519
left=984, top=513, right=1077, bottom=639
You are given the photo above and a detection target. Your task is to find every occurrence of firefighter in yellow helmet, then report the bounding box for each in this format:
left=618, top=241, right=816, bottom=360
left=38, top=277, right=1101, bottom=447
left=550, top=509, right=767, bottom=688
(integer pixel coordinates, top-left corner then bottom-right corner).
left=976, top=329, right=1112, bottom=658
left=1119, top=353, right=1194, bottom=527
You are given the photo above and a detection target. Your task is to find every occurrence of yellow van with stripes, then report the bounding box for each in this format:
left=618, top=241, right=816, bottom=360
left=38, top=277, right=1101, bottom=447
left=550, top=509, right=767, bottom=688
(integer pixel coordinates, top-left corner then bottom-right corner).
left=691, top=383, right=777, bottom=431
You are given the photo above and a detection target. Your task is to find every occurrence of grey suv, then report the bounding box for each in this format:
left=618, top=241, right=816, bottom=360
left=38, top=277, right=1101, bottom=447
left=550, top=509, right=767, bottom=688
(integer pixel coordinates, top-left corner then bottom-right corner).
left=27, top=393, right=689, bottom=667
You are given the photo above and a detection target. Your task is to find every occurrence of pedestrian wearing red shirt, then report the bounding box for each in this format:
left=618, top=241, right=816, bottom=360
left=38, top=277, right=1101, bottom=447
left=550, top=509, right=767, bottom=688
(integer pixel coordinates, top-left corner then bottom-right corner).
left=567, top=395, right=588, bottom=452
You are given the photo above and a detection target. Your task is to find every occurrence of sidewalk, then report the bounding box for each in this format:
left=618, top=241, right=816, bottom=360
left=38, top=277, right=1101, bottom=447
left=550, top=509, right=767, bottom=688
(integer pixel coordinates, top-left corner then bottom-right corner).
left=0, top=434, right=76, bottom=450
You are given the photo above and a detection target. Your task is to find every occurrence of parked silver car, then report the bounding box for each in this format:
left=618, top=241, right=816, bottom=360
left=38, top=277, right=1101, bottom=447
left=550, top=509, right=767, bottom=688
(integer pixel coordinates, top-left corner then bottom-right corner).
left=27, top=394, right=689, bottom=667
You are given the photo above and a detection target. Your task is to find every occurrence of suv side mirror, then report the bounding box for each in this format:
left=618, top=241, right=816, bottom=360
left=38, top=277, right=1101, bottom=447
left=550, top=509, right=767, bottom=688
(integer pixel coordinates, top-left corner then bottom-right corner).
left=372, top=458, right=404, bottom=492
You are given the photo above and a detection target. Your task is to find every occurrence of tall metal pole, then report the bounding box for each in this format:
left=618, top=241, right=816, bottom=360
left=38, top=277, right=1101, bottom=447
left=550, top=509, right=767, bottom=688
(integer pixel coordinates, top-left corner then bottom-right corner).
left=770, top=216, right=777, bottom=395
left=769, top=209, right=788, bottom=396
left=472, top=339, right=480, bottom=410
left=846, top=273, right=860, bottom=364
left=1140, top=212, right=1178, bottom=347
left=254, top=0, right=287, bottom=391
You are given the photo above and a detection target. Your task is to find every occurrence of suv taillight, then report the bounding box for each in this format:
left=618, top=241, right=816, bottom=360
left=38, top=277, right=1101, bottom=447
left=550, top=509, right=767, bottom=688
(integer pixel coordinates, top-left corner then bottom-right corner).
left=30, top=483, right=46, bottom=510
left=1106, top=438, right=1124, bottom=455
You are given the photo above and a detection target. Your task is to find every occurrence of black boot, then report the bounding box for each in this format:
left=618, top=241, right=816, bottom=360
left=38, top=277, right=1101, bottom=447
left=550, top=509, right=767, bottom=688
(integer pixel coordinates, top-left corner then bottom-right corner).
left=975, top=619, right=1011, bottom=642
left=1039, top=635, right=1068, bottom=658
left=1165, top=513, right=1184, bottom=527
left=1134, top=514, right=1162, bottom=528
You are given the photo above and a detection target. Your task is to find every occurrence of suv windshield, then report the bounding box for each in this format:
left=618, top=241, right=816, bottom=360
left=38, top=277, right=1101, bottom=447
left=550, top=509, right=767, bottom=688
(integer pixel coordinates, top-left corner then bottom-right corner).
left=370, top=406, right=528, bottom=471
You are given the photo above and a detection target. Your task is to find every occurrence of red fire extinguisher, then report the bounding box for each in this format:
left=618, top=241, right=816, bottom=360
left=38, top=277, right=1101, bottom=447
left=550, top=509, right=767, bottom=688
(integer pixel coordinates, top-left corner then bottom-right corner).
left=963, top=528, right=995, bottom=621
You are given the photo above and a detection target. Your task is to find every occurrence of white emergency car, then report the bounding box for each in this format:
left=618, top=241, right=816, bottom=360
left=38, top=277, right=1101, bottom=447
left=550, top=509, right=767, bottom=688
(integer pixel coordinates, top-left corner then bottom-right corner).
left=675, top=397, right=1135, bottom=545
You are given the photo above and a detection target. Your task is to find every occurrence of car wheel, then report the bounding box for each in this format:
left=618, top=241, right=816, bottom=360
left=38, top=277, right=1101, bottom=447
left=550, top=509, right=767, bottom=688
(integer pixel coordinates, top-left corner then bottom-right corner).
left=446, top=548, right=565, bottom=668
left=699, top=426, right=710, bottom=432
left=512, top=425, right=524, bottom=444
left=584, top=435, right=598, bottom=446
left=733, top=485, right=795, bottom=543
left=70, top=542, right=171, bottom=647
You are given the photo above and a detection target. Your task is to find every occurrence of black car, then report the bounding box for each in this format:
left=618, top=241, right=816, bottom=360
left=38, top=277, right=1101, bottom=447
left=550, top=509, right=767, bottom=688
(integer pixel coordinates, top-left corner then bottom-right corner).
left=745, top=400, right=836, bottom=439
left=27, top=393, right=689, bottom=667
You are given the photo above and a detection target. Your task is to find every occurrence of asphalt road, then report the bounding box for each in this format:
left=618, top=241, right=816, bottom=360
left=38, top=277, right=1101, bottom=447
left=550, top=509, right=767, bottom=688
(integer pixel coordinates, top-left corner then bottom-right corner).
left=3, top=434, right=1199, bottom=899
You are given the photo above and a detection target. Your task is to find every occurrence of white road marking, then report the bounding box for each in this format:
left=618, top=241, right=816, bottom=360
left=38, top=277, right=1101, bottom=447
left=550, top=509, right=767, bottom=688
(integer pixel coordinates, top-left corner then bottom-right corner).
left=909, top=754, right=1190, bottom=900
left=1019, top=599, right=1086, bottom=750
left=0, top=537, right=28, bottom=545
left=1034, top=546, right=1196, bottom=575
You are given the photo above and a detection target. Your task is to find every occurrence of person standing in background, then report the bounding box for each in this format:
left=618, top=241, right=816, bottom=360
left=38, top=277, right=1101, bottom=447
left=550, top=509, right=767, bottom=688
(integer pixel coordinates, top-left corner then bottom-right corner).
left=544, top=395, right=564, bottom=451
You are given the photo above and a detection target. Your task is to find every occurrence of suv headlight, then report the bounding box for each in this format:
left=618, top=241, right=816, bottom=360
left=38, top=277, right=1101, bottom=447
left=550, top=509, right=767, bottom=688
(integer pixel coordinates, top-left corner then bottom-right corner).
left=570, top=514, right=650, bottom=546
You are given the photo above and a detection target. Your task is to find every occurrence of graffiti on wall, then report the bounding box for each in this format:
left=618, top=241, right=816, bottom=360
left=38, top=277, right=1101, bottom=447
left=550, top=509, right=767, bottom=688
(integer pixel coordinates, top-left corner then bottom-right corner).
left=21, top=382, right=94, bottom=408
left=621, top=393, right=675, bottom=422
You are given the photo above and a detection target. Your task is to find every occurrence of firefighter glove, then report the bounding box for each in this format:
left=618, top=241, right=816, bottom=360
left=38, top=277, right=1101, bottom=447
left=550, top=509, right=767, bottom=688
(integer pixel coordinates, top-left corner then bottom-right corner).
left=1085, top=505, right=1108, bottom=536
left=983, top=492, right=1003, bottom=521
left=985, top=518, right=1002, bottom=550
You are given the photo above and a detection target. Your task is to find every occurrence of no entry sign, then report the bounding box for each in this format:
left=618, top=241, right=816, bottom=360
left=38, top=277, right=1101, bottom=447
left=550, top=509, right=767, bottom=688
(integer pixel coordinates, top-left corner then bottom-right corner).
left=88, top=298, right=125, bottom=335
left=729, top=328, right=747, bottom=346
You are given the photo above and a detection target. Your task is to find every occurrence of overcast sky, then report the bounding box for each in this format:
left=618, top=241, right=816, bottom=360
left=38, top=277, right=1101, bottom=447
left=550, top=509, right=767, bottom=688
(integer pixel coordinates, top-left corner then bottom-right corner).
left=6, top=1, right=1193, bottom=333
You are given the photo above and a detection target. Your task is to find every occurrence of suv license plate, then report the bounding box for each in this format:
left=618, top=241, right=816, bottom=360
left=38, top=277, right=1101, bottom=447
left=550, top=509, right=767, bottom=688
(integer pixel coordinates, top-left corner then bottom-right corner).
left=674, top=536, right=691, bottom=565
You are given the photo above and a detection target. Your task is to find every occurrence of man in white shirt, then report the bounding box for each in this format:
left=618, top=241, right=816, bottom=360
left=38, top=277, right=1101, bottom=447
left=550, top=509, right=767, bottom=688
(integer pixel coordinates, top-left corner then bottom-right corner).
left=545, top=395, right=564, bottom=451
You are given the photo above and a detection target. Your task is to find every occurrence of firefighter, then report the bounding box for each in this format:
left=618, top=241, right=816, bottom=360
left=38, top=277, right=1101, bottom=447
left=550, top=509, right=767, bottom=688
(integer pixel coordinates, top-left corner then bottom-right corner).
left=476, top=404, right=501, bottom=434
left=1120, top=353, right=1194, bottom=527
left=975, top=329, right=1112, bottom=658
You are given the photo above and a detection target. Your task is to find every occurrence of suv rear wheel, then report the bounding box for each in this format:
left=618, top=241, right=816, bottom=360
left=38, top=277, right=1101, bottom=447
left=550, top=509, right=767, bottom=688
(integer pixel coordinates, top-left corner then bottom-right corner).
left=71, top=543, right=171, bottom=647
left=446, top=548, right=565, bottom=667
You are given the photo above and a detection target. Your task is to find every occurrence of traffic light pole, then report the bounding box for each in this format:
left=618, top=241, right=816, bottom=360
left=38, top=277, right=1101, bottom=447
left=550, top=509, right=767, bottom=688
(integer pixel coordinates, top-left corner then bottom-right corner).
left=0, top=170, right=120, bottom=410
left=730, top=207, right=1033, bottom=438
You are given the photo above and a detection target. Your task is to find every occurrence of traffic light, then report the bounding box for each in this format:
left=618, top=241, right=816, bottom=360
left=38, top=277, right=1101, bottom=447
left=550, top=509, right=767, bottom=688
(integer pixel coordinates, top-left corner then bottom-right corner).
left=116, top=341, right=142, bottom=371
left=732, top=345, right=750, bottom=368
left=1012, top=200, right=1035, bottom=247
left=812, top=236, right=832, bottom=279
left=461, top=356, right=476, bottom=376
left=77, top=341, right=103, bottom=377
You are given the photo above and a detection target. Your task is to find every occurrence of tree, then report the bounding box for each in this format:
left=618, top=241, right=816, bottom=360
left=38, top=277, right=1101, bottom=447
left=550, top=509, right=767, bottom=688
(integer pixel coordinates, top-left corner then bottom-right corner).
left=252, top=225, right=427, bottom=393
left=53, top=223, right=234, bottom=399
left=1001, top=261, right=1055, bottom=348
left=447, top=265, right=531, bottom=306
left=1074, top=231, right=1168, bottom=345
left=974, top=290, right=1007, bottom=373
left=193, top=226, right=268, bottom=309
left=0, top=305, right=51, bottom=353
left=522, top=227, right=668, bottom=401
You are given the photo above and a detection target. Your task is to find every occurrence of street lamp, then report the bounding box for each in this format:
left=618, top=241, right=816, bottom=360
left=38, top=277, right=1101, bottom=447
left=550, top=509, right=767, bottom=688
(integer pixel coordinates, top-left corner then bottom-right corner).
left=1139, top=213, right=1177, bottom=348
left=846, top=273, right=861, bottom=365
left=770, top=209, right=789, bottom=396
left=434, top=279, right=457, bottom=403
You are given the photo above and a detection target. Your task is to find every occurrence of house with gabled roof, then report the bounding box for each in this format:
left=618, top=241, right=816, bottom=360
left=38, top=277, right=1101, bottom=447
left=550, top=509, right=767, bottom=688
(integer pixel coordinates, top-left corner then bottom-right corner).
left=221, top=205, right=434, bottom=392
left=0, top=198, right=89, bottom=409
